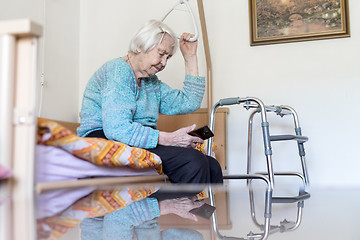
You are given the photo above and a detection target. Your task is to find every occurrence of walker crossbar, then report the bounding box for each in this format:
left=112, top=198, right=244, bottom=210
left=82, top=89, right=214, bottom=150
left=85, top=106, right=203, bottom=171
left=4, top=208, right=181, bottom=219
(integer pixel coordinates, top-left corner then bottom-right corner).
left=243, top=104, right=293, bottom=117
left=269, top=135, right=308, bottom=143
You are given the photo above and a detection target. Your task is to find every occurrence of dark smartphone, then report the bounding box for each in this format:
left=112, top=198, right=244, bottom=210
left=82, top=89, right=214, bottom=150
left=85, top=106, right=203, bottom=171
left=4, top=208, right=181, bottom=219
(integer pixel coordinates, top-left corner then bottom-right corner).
left=188, top=126, right=214, bottom=140
left=189, top=203, right=216, bottom=219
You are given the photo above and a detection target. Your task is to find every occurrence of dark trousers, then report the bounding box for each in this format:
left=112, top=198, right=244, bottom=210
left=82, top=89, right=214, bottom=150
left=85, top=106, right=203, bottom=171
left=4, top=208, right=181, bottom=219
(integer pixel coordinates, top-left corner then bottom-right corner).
left=85, top=130, right=223, bottom=184
left=147, top=145, right=223, bottom=184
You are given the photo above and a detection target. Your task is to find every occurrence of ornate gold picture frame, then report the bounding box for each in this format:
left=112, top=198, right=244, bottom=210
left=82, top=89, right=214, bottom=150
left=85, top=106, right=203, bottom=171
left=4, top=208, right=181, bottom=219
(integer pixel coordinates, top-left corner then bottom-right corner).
left=249, top=0, right=350, bottom=46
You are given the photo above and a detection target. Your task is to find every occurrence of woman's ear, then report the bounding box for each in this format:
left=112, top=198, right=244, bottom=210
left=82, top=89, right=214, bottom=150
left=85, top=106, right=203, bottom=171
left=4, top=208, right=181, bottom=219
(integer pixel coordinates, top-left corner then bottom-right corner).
left=136, top=47, right=142, bottom=53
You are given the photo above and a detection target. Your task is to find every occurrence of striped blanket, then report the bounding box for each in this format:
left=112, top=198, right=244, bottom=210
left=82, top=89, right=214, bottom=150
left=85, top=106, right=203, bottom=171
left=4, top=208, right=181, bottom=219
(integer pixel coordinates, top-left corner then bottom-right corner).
left=37, top=119, right=163, bottom=174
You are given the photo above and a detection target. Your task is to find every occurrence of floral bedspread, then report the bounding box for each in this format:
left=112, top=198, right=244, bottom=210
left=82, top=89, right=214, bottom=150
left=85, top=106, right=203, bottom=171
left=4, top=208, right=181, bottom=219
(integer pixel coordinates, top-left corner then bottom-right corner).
left=37, top=119, right=163, bottom=174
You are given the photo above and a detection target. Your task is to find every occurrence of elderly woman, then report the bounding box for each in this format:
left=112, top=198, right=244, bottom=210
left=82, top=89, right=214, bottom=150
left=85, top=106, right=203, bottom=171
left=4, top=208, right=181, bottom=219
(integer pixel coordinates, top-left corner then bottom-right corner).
left=77, top=20, right=222, bottom=184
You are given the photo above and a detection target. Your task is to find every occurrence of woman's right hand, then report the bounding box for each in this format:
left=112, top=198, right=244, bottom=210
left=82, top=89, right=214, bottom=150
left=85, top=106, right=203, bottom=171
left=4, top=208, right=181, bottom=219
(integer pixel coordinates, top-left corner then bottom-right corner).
left=158, top=124, right=204, bottom=148
left=159, top=197, right=205, bottom=222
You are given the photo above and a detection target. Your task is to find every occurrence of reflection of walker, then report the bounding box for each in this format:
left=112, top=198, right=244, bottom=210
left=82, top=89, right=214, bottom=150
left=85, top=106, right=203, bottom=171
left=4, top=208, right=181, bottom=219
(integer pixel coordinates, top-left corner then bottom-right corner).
left=206, top=97, right=311, bottom=240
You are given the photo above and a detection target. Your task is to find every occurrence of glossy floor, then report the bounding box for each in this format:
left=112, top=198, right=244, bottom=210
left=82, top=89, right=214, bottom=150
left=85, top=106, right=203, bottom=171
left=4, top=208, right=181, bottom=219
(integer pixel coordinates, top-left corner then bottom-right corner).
left=1, top=180, right=360, bottom=240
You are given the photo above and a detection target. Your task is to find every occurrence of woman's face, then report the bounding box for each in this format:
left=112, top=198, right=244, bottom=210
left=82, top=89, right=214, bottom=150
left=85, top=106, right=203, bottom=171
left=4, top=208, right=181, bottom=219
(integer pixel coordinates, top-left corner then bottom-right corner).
left=138, top=33, right=175, bottom=77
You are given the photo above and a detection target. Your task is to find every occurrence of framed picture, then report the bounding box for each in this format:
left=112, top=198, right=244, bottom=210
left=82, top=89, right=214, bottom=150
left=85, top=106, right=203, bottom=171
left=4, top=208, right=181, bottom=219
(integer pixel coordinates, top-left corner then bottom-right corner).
left=249, top=0, right=350, bottom=46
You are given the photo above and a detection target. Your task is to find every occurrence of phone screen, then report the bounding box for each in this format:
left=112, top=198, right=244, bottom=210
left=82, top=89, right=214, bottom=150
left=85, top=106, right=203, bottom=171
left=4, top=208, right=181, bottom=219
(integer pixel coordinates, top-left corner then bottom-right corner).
left=189, top=203, right=216, bottom=219
left=188, top=126, right=214, bottom=140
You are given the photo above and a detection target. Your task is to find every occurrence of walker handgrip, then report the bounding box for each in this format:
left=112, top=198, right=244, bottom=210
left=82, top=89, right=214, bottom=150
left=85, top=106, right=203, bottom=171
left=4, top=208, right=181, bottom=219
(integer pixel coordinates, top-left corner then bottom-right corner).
left=218, top=97, right=240, bottom=106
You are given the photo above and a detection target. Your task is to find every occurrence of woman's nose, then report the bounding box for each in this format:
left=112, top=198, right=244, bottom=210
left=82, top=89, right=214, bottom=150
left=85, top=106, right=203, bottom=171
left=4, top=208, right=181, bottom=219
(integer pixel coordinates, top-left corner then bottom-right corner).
left=161, top=57, right=167, bottom=67
left=160, top=56, right=167, bottom=66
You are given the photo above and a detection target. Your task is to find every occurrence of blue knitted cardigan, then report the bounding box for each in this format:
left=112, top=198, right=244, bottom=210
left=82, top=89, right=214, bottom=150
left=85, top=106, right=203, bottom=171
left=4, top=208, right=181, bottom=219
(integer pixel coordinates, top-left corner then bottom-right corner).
left=77, top=58, right=205, bottom=149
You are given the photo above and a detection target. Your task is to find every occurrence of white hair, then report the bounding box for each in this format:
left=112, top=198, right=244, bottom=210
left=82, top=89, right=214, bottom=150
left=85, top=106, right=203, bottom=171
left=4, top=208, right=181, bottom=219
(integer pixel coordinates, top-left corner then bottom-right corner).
left=129, top=20, right=178, bottom=55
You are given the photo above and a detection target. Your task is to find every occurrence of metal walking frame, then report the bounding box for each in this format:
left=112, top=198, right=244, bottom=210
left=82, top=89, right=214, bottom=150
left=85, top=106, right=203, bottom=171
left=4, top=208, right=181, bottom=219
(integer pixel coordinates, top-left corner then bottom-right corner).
left=206, top=97, right=310, bottom=240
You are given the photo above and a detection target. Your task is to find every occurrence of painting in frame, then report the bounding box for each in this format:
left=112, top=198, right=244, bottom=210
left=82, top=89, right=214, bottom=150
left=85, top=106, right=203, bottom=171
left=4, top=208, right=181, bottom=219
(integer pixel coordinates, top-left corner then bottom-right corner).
left=249, top=0, right=350, bottom=46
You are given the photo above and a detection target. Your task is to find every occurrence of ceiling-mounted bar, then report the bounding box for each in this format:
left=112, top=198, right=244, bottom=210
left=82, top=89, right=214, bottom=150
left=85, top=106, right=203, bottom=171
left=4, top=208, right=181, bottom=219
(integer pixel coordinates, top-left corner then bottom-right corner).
left=161, top=0, right=199, bottom=42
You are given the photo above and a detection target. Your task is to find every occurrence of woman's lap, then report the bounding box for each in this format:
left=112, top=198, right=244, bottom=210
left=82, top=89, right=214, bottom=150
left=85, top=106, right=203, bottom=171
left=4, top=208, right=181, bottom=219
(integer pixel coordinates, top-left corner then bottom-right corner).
left=84, top=130, right=223, bottom=184
left=146, top=145, right=223, bottom=184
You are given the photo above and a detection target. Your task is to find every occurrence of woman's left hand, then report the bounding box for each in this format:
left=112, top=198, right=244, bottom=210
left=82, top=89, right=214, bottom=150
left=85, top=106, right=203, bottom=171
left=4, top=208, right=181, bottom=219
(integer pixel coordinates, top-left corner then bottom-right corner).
left=179, top=33, right=199, bottom=76
left=179, top=33, right=197, bottom=61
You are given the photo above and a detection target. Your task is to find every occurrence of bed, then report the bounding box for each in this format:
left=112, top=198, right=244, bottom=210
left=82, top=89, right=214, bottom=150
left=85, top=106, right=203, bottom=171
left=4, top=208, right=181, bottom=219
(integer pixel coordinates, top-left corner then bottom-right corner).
left=36, top=118, right=164, bottom=192
left=35, top=108, right=228, bottom=192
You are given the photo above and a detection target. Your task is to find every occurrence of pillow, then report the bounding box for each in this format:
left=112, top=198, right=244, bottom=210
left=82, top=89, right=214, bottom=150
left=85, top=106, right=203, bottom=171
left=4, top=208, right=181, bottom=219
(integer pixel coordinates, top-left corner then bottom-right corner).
left=37, top=119, right=163, bottom=174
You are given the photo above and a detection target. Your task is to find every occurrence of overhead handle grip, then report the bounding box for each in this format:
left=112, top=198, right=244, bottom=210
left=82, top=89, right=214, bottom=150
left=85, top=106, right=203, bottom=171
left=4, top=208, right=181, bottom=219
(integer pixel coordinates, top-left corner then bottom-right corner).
left=161, top=0, right=199, bottom=42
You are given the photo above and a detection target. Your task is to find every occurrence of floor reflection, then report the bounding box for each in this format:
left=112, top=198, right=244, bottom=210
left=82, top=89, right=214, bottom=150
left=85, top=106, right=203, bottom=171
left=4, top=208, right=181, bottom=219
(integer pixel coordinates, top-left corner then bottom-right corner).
left=2, top=177, right=359, bottom=240
left=36, top=185, right=158, bottom=239
left=34, top=181, right=313, bottom=240
left=36, top=184, right=215, bottom=240
left=80, top=197, right=204, bottom=240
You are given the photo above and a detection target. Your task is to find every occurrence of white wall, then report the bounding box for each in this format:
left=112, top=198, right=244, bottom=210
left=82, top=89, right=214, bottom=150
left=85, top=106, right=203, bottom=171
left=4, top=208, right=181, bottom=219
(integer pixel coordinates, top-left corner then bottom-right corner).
left=0, top=0, right=45, bottom=120
left=0, top=0, right=43, bottom=23
left=39, top=0, right=80, bottom=122
left=0, top=0, right=80, bottom=122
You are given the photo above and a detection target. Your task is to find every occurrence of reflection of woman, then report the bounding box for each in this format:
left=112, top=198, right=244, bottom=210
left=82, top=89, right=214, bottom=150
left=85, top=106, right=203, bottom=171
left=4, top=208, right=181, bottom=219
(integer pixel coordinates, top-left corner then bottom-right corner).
left=80, top=197, right=205, bottom=240
left=77, top=20, right=222, bottom=184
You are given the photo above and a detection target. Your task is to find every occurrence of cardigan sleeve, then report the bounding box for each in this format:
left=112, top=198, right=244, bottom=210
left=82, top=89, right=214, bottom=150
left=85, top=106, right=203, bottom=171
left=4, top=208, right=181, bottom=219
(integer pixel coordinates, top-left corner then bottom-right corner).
left=159, top=75, right=205, bottom=115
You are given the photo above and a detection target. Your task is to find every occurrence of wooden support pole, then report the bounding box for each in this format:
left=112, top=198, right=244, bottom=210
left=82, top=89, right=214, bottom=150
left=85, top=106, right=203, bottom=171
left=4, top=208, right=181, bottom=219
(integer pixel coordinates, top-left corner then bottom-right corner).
left=197, top=0, right=213, bottom=114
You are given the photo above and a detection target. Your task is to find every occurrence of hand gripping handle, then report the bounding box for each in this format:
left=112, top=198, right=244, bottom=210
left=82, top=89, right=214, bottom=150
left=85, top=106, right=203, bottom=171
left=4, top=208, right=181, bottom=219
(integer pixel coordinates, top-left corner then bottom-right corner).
left=161, top=0, right=199, bottom=42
